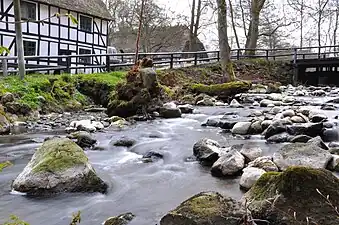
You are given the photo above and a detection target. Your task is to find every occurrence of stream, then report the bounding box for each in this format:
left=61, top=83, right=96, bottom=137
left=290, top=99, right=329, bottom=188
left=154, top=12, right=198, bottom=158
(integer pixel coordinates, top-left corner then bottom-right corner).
left=0, top=96, right=338, bottom=225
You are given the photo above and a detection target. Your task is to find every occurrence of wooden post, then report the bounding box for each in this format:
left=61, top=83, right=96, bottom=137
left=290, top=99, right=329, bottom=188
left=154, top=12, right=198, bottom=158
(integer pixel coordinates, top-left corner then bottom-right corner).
left=13, top=0, right=25, bottom=79
left=293, top=48, right=297, bottom=64
left=2, top=58, right=8, bottom=76
left=66, top=56, right=71, bottom=73
left=194, top=52, right=198, bottom=66
left=265, top=50, right=269, bottom=60
left=170, top=54, right=174, bottom=69
left=236, top=50, right=240, bottom=60
left=217, top=51, right=220, bottom=61
left=106, top=55, right=110, bottom=72
left=293, top=48, right=298, bottom=86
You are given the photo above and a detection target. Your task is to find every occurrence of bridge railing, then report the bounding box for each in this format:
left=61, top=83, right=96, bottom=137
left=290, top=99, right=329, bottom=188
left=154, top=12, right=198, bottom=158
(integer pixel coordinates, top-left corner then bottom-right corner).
left=1, top=45, right=339, bottom=75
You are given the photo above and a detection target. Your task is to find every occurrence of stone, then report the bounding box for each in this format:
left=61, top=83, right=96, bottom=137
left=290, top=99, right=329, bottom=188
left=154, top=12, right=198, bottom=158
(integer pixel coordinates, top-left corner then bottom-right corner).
left=103, top=212, right=135, bottom=225
left=204, top=119, right=219, bottom=127
left=239, top=167, right=266, bottom=190
left=11, top=138, right=107, bottom=195
left=211, top=150, right=245, bottom=177
left=307, top=136, right=329, bottom=150
left=310, top=113, right=327, bottom=123
left=67, top=131, right=97, bottom=149
left=5, top=102, right=31, bottom=116
left=0, top=113, right=11, bottom=135
left=113, top=138, right=136, bottom=147
left=323, top=122, right=334, bottom=128
left=69, top=120, right=104, bottom=133
left=193, top=139, right=223, bottom=166
left=264, top=120, right=286, bottom=139
left=261, top=120, right=272, bottom=130
left=321, top=104, right=337, bottom=111
left=243, top=167, right=339, bottom=225
left=286, top=123, right=323, bottom=137
left=290, top=115, right=305, bottom=123
left=160, top=192, right=245, bottom=225
left=282, top=109, right=295, bottom=117
left=140, top=67, right=157, bottom=90
left=248, top=120, right=263, bottom=134
left=142, top=151, right=164, bottom=163
left=311, top=89, right=326, bottom=96
left=159, top=102, right=182, bottom=119
left=290, top=135, right=313, bottom=143
left=272, top=143, right=333, bottom=171
left=177, top=104, right=194, bottom=114
left=1, top=92, right=15, bottom=104
left=196, top=98, right=214, bottom=106
left=327, top=155, right=339, bottom=172
left=215, top=101, right=226, bottom=106
left=266, top=132, right=292, bottom=143
left=231, top=122, right=252, bottom=135
left=294, top=90, right=306, bottom=96
left=322, top=129, right=339, bottom=142
left=239, top=145, right=262, bottom=162
left=247, top=156, right=279, bottom=172
left=229, top=99, right=243, bottom=108
left=252, top=101, right=260, bottom=107
left=217, top=120, right=237, bottom=130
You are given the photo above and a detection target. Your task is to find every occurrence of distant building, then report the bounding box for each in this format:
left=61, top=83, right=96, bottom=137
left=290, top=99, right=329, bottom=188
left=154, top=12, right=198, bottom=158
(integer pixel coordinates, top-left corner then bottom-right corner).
left=1, top=0, right=112, bottom=73
left=109, top=25, right=207, bottom=54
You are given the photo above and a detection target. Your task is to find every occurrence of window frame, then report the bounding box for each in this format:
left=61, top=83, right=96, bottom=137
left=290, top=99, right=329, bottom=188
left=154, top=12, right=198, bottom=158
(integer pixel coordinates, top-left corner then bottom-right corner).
left=78, top=48, right=92, bottom=64
left=23, top=40, right=37, bottom=56
left=21, top=0, right=37, bottom=21
left=79, top=15, right=93, bottom=33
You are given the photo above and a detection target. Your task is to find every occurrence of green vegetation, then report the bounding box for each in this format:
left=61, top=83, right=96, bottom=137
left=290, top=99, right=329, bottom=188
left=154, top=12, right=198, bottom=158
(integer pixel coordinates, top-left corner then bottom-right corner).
left=0, top=161, right=12, bottom=172
left=3, top=215, right=29, bottom=225
left=0, top=71, right=126, bottom=112
left=31, top=138, right=89, bottom=173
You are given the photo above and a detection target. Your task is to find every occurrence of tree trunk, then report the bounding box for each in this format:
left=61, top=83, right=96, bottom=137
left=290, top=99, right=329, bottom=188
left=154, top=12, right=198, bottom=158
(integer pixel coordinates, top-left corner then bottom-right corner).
left=229, top=0, right=240, bottom=49
left=216, top=0, right=233, bottom=82
left=239, top=0, right=248, bottom=38
left=189, top=0, right=196, bottom=53
left=134, top=0, right=145, bottom=63
left=334, top=6, right=339, bottom=55
left=13, top=0, right=25, bottom=79
left=300, top=0, right=304, bottom=48
left=192, top=0, right=202, bottom=51
left=245, top=0, right=266, bottom=56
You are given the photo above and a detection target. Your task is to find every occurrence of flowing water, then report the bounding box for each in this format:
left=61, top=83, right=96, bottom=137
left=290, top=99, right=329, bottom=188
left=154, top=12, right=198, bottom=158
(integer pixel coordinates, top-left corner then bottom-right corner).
left=0, top=101, right=337, bottom=225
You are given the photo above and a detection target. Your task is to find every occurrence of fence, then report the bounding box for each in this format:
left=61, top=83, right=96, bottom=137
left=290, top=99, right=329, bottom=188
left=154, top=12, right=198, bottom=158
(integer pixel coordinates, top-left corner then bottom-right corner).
left=1, top=45, right=339, bottom=75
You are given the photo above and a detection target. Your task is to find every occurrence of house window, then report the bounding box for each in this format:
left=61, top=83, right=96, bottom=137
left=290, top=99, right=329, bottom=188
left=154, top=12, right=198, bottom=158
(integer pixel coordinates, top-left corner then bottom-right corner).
left=80, top=15, right=92, bottom=32
left=79, top=48, right=91, bottom=64
left=21, top=1, right=36, bottom=20
left=23, top=40, right=36, bottom=56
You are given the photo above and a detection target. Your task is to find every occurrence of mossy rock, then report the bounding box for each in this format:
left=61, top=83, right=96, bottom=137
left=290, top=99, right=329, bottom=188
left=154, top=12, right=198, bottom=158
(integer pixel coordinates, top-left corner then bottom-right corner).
left=103, top=212, right=135, bottom=225
left=12, top=137, right=107, bottom=195
left=160, top=192, right=245, bottom=225
left=244, top=166, right=339, bottom=225
left=190, top=81, right=252, bottom=102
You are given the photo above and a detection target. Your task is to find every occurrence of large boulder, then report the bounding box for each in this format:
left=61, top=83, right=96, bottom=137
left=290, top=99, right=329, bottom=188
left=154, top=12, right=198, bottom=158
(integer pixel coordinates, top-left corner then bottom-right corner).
left=243, top=167, right=339, bottom=225
left=12, top=138, right=107, bottom=195
left=0, top=112, right=11, bottom=135
left=211, top=150, right=245, bottom=176
left=193, top=139, right=223, bottom=166
left=67, top=131, right=97, bottom=149
left=264, top=120, right=286, bottom=139
left=272, top=143, right=333, bottom=171
left=159, top=102, right=182, bottom=119
left=286, top=123, right=323, bottom=137
left=160, top=192, right=245, bottom=225
left=231, top=122, right=252, bottom=135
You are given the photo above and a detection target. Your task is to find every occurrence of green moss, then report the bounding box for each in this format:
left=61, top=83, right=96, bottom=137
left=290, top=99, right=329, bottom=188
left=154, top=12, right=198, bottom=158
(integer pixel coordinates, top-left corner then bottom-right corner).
left=190, top=81, right=252, bottom=96
left=0, top=161, right=12, bottom=172
left=159, top=84, right=175, bottom=98
left=0, top=71, right=126, bottom=112
left=32, top=138, right=88, bottom=173
left=171, top=192, right=226, bottom=218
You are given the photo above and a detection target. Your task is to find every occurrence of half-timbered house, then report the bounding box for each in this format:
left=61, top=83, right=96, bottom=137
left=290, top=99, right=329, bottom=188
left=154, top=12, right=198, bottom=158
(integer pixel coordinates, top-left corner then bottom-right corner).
left=0, top=0, right=112, bottom=73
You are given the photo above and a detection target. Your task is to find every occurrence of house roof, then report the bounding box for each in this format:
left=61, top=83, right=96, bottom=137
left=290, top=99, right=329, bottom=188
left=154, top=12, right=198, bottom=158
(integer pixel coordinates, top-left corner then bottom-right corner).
left=32, top=0, right=112, bottom=20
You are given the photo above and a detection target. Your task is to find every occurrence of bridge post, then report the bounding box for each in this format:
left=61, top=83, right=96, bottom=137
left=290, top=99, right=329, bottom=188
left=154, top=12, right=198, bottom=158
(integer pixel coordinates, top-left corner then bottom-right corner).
left=292, top=48, right=298, bottom=86
left=2, top=58, right=8, bottom=76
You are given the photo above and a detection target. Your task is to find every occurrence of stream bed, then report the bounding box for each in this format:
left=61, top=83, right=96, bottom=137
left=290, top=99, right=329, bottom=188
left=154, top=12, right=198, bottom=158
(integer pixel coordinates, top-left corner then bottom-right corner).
left=0, top=98, right=338, bottom=225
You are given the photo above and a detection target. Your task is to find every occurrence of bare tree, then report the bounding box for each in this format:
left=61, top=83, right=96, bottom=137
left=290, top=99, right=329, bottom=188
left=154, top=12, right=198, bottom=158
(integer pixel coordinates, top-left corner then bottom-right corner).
left=287, top=0, right=306, bottom=47
left=245, top=0, right=266, bottom=55
left=228, top=0, right=240, bottom=49
left=216, top=0, right=233, bottom=82
left=13, top=0, right=25, bottom=79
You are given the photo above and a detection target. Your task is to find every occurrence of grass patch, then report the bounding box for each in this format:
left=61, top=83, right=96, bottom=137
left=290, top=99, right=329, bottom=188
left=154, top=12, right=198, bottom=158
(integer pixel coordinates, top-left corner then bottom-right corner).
left=0, top=71, right=126, bottom=111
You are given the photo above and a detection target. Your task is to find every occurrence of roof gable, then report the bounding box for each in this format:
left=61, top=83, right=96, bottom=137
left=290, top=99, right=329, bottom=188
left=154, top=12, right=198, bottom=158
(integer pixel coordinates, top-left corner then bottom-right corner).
left=30, top=0, right=112, bottom=20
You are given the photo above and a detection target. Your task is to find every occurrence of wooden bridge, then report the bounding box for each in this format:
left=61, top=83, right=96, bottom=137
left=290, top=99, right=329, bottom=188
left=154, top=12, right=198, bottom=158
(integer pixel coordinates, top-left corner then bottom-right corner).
left=1, top=45, right=339, bottom=85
